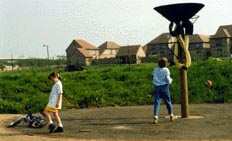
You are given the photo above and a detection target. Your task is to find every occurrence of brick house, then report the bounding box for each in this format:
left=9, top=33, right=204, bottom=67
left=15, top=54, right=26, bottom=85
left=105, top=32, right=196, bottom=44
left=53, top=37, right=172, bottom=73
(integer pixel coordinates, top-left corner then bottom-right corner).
left=210, top=24, right=232, bottom=57
left=98, top=41, right=120, bottom=59
left=145, top=33, right=210, bottom=61
left=116, top=45, right=146, bottom=64
left=189, top=34, right=210, bottom=60
left=66, top=39, right=98, bottom=66
left=145, top=33, right=173, bottom=59
left=66, top=39, right=146, bottom=66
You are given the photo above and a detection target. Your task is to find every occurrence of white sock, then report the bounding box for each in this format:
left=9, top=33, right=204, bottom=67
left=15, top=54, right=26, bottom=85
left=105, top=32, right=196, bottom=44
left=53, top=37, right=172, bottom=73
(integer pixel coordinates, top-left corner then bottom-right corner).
left=58, top=123, right=63, bottom=127
left=49, top=121, right=53, bottom=125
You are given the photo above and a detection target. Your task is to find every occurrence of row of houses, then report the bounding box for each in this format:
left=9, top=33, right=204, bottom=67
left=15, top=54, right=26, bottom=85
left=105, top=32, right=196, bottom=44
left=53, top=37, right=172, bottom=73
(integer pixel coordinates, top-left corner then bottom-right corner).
left=144, top=33, right=211, bottom=61
left=145, top=24, right=232, bottom=60
left=66, top=40, right=145, bottom=66
left=66, top=24, right=232, bottom=67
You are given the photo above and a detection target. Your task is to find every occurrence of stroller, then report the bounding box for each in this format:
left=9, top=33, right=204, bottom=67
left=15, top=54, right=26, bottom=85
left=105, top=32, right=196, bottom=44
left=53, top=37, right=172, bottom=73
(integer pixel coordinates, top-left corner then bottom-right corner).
left=7, top=105, right=47, bottom=128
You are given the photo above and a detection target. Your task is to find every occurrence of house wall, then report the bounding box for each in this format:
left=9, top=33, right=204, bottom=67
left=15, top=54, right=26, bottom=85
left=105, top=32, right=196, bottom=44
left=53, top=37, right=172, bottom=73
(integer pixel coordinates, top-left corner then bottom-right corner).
left=135, top=47, right=146, bottom=64
left=85, top=58, right=92, bottom=66
left=190, top=43, right=210, bottom=60
left=66, top=43, right=77, bottom=65
left=69, top=50, right=86, bottom=66
left=117, top=55, right=137, bottom=64
left=99, top=49, right=119, bottom=59
left=147, top=44, right=174, bottom=63
left=210, top=38, right=231, bottom=57
left=147, top=44, right=170, bottom=57
left=66, top=44, right=89, bottom=66
left=87, top=49, right=99, bottom=59
left=147, top=42, right=210, bottom=62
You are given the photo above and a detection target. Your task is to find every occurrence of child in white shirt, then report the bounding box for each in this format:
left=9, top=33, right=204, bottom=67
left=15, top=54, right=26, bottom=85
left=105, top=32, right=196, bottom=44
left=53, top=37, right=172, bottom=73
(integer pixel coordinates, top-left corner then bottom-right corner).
left=43, top=72, right=64, bottom=133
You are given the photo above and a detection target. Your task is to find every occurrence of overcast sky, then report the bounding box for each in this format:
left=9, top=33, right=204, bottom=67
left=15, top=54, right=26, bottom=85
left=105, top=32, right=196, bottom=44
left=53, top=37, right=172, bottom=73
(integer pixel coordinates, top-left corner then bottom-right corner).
left=0, top=0, right=232, bottom=59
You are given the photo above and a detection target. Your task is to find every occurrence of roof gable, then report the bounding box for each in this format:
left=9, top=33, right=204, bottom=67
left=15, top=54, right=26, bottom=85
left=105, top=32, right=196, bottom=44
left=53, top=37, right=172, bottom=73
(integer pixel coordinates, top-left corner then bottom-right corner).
left=77, top=48, right=92, bottom=58
left=190, top=34, right=209, bottom=43
left=211, top=24, right=232, bottom=38
left=74, top=39, right=97, bottom=49
left=147, top=33, right=171, bottom=45
left=147, top=33, right=209, bottom=45
left=117, top=45, right=141, bottom=56
left=98, top=41, right=120, bottom=50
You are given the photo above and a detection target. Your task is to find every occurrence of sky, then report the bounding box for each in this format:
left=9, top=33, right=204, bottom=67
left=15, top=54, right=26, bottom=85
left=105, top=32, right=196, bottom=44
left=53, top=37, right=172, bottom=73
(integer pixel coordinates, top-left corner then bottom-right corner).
left=0, top=0, right=232, bottom=59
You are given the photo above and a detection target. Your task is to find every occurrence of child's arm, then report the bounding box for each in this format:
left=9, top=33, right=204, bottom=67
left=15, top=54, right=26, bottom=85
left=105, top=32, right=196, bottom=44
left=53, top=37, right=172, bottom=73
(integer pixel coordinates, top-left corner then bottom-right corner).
left=55, top=83, right=63, bottom=108
left=56, top=94, right=62, bottom=108
left=165, top=69, right=173, bottom=84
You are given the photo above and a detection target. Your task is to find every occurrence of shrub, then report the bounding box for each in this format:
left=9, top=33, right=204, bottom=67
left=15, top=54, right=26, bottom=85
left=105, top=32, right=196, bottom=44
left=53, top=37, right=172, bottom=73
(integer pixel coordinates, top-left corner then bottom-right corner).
left=0, top=59, right=230, bottom=113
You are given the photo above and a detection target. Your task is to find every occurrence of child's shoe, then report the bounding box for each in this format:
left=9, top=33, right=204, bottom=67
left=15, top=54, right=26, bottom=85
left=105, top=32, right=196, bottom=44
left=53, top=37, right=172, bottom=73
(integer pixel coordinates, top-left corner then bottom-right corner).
left=153, top=116, right=159, bottom=124
left=48, top=123, right=56, bottom=133
left=54, top=127, right=64, bottom=133
left=170, top=114, right=175, bottom=122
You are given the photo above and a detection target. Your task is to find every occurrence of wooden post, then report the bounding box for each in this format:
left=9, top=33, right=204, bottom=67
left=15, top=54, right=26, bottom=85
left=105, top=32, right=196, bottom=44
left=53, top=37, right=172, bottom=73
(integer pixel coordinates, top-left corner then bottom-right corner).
left=180, top=68, right=189, bottom=118
left=178, top=38, right=190, bottom=118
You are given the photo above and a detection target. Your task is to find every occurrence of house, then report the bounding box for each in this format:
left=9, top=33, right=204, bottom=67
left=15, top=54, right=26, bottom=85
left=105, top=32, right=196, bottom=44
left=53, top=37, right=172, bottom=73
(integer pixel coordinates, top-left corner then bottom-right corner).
left=98, top=41, right=120, bottom=59
left=116, top=45, right=146, bottom=64
left=210, top=24, right=232, bottom=57
left=145, top=33, right=174, bottom=60
left=145, top=33, right=210, bottom=61
left=188, top=34, right=210, bottom=60
left=66, top=39, right=98, bottom=66
left=0, top=65, right=20, bottom=72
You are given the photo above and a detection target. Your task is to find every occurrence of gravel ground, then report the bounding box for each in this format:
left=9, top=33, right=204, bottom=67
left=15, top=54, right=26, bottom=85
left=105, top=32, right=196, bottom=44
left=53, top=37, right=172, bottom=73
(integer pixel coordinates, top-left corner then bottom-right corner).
left=1, top=104, right=232, bottom=141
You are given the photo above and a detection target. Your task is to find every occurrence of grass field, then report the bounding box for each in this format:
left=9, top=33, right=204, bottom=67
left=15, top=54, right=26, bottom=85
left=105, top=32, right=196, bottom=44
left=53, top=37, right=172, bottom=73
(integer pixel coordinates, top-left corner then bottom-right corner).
left=0, top=58, right=231, bottom=113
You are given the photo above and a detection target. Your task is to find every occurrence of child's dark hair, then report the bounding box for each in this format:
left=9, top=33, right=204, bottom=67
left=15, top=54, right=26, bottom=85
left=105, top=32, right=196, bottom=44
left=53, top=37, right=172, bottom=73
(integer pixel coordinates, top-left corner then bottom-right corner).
left=48, top=72, right=62, bottom=80
left=158, top=57, right=168, bottom=68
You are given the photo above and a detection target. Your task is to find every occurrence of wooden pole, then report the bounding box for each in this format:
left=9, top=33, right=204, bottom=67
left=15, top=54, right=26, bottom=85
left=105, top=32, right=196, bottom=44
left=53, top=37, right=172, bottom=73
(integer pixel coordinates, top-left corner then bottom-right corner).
left=178, top=38, right=190, bottom=118
left=180, top=68, right=189, bottom=118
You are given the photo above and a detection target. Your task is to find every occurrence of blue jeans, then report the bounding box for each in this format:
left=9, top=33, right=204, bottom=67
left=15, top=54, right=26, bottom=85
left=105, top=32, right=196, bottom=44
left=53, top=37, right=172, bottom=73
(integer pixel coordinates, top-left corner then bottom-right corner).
left=153, top=84, right=173, bottom=116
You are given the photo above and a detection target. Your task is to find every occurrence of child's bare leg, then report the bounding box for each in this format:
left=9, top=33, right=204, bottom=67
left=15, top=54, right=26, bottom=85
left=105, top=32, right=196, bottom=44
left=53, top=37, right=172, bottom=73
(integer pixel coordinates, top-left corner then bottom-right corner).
left=43, top=110, right=53, bottom=125
left=53, top=111, right=63, bottom=127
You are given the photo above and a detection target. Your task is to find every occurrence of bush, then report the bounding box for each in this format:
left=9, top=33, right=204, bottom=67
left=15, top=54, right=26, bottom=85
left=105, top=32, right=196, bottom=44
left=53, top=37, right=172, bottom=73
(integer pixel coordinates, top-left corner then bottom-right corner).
left=0, top=59, right=230, bottom=113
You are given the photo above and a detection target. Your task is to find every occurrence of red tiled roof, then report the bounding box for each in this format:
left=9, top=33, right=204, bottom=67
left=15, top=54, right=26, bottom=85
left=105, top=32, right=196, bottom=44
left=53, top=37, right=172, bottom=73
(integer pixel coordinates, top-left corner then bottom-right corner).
left=74, top=39, right=96, bottom=49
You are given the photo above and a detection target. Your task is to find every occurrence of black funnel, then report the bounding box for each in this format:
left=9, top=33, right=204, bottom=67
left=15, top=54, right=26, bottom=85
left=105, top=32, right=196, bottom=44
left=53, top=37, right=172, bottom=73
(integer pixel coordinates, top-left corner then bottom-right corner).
left=154, top=3, right=204, bottom=23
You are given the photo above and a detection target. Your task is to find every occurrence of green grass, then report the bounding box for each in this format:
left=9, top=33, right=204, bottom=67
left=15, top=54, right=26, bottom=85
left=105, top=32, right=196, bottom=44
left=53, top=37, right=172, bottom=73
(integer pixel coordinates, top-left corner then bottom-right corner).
left=0, top=59, right=230, bottom=113
left=0, top=58, right=66, bottom=67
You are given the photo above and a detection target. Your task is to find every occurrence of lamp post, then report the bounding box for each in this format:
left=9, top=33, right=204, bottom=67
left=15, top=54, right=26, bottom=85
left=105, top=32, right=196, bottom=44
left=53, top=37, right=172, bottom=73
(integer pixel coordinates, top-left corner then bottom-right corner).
left=43, top=44, right=50, bottom=60
left=154, top=3, right=204, bottom=118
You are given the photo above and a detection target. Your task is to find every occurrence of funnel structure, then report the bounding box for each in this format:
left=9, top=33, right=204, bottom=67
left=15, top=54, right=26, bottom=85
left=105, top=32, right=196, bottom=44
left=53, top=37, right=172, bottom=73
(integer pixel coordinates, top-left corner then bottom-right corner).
left=154, top=3, right=204, bottom=36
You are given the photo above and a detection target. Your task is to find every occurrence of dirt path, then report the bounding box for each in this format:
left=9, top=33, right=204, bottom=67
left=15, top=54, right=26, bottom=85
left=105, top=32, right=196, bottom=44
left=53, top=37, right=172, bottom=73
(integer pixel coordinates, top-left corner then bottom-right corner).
left=0, top=104, right=232, bottom=141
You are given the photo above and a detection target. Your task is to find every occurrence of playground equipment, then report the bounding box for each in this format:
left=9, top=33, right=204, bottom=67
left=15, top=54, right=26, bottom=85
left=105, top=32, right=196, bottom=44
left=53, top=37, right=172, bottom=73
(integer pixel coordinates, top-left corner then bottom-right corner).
left=154, top=3, right=204, bottom=118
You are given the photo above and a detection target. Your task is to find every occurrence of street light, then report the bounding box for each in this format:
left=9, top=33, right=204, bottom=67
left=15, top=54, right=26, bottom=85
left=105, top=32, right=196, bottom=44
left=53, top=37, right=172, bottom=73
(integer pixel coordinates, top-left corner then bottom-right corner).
left=43, top=44, right=50, bottom=60
left=154, top=3, right=204, bottom=118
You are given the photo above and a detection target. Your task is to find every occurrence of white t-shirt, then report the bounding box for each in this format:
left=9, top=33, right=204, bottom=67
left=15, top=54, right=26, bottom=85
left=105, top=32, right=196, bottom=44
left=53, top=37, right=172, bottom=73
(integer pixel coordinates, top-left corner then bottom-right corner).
left=47, top=80, right=63, bottom=108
